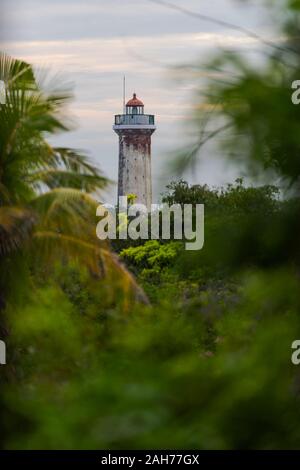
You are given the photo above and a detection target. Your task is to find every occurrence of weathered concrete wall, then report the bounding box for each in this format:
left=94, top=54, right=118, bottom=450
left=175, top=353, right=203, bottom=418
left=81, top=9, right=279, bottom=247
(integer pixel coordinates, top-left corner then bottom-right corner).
left=115, top=129, right=154, bottom=210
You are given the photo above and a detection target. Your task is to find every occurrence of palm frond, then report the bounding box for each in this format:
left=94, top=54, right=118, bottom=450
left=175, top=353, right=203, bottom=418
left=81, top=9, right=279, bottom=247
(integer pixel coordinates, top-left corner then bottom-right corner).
left=52, top=148, right=104, bottom=174
left=33, top=231, right=149, bottom=306
left=0, top=206, right=36, bottom=256
left=30, top=188, right=99, bottom=227
left=0, top=52, right=35, bottom=89
left=28, top=169, right=107, bottom=192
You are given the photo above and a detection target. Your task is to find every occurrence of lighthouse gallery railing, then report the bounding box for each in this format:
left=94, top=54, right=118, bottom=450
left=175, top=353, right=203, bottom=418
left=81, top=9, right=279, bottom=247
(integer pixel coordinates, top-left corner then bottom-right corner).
left=114, top=114, right=155, bottom=126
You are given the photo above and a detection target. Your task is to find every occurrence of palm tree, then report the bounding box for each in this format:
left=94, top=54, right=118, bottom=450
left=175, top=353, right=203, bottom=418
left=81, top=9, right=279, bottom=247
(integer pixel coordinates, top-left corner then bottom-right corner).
left=0, top=52, right=147, bottom=311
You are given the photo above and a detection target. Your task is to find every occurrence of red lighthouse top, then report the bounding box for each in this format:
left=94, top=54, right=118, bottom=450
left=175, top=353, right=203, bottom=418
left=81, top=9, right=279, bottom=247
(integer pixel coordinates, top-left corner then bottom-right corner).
left=126, top=93, right=144, bottom=107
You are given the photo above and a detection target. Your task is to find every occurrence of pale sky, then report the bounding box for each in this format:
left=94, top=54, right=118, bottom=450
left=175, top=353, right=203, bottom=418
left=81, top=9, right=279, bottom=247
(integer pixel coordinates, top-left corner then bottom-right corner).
left=1, top=0, right=275, bottom=202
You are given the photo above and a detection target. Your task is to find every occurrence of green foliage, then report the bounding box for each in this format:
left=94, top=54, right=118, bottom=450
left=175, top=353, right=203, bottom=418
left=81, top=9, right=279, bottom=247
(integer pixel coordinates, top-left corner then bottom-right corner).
left=2, top=268, right=300, bottom=449
left=120, top=240, right=181, bottom=270
left=126, top=194, right=137, bottom=205
left=162, top=179, right=219, bottom=208
left=162, top=178, right=279, bottom=215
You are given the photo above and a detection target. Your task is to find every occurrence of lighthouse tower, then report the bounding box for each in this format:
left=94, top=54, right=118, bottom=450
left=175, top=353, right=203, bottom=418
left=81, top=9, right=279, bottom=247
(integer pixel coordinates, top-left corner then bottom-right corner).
left=113, top=93, right=156, bottom=210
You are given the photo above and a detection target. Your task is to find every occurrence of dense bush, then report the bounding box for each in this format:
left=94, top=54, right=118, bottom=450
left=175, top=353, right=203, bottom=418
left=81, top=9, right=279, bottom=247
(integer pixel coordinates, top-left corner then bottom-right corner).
left=2, top=267, right=300, bottom=449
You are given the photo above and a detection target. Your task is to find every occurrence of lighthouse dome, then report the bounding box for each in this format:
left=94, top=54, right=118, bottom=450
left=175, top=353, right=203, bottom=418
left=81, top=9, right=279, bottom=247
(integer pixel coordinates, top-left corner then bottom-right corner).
left=126, top=93, right=144, bottom=107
